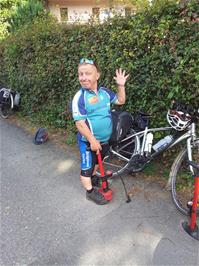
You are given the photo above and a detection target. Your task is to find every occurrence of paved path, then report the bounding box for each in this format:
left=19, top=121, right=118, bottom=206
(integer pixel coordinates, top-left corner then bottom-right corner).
left=1, top=118, right=199, bottom=265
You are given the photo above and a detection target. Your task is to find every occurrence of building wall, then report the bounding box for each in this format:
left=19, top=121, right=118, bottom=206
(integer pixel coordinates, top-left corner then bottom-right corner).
left=47, top=0, right=110, bottom=6
left=49, top=5, right=94, bottom=22
left=47, top=1, right=132, bottom=23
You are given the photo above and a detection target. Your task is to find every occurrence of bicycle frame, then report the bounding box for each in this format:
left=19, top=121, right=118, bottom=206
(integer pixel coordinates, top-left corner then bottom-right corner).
left=110, top=122, right=197, bottom=174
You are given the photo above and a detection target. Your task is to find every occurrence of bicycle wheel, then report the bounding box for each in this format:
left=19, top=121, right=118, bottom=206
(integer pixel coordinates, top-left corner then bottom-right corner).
left=170, top=139, right=199, bottom=216
left=96, top=130, right=140, bottom=177
left=0, top=93, right=13, bottom=119
left=0, top=102, right=12, bottom=119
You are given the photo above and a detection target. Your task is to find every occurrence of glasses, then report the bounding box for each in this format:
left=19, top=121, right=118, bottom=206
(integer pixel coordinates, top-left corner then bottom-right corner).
left=79, top=58, right=94, bottom=65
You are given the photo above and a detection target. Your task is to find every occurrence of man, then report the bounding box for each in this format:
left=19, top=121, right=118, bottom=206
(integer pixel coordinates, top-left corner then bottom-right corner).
left=72, top=58, right=129, bottom=205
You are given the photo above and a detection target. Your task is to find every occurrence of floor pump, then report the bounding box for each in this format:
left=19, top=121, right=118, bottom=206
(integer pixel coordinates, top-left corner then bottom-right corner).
left=181, top=161, right=199, bottom=241
left=97, top=151, right=113, bottom=201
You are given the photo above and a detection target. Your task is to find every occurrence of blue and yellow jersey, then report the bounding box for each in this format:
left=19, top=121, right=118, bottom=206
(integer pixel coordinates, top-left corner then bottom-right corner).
left=72, top=86, right=117, bottom=142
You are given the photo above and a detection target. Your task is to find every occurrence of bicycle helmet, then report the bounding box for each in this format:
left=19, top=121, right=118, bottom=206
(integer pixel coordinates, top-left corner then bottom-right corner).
left=167, top=109, right=191, bottom=131
left=33, top=128, right=48, bottom=145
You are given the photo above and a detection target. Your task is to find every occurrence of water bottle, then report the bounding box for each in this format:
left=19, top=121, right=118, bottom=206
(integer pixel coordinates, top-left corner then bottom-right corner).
left=153, top=135, right=173, bottom=152
left=144, top=133, right=153, bottom=154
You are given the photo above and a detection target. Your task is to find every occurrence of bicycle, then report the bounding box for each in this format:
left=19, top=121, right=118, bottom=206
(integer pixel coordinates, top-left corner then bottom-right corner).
left=96, top=100, right=199, bottom=216
left=0, top=87, right=20, bottom=119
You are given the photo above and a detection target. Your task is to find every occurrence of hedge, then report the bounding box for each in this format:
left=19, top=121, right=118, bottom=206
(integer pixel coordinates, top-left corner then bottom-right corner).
left=0, top=0, right=198, bottom=133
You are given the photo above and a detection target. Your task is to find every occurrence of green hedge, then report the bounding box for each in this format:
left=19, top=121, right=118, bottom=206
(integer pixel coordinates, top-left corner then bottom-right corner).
left=0, top=0, right=198, bottom=132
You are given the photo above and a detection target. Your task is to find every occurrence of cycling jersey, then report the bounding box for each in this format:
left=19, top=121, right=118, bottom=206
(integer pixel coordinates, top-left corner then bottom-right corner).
left=72, top=86, right=117, bottom=142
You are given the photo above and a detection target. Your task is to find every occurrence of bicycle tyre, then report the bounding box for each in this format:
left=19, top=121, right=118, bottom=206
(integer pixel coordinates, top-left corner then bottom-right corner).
left=170, top=139, right=199, bottom=216
left=0, top=94, right=13, bottom=119
left=96, top=129, right=140, bottom=177
left=0, top=103, right=12, bottom=119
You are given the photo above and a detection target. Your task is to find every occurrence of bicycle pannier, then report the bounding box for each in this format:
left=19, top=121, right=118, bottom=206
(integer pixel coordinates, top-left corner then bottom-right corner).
left=0, top=88, right=10, bottom=104
left=110, top=110, right=133, bottom=143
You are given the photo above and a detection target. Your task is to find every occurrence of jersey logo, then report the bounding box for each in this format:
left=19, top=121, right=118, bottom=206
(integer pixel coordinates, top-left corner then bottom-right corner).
left=88, top=96, right=98, bottom=104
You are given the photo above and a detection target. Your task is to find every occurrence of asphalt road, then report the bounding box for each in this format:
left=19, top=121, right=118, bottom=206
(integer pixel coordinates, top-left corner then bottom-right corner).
left=1, top=118, right=199, bottom=265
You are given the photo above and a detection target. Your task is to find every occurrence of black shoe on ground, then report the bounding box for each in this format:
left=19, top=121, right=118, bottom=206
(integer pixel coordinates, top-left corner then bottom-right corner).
left=86, top=188, right=108, bottom=205
left=91, top=175, right=100, bottom=187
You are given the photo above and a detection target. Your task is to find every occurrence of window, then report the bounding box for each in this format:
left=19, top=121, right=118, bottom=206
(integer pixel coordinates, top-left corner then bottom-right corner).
left=60, top=8, right=68, bottom=22
left=125, top=7, right=132, bottom=17
left=92, top=7, right=100, bottom=18
left=125, top=7, right=136, bottom=17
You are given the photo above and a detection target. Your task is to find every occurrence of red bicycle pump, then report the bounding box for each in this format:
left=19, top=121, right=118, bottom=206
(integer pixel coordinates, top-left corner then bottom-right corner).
left=181, top=161, right=199, bottom=241
left=97, top=151, right=113, bottom=201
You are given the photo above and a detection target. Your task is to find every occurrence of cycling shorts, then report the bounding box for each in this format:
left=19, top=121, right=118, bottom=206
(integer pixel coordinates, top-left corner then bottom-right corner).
left=78, top=138, right=109, bottom=177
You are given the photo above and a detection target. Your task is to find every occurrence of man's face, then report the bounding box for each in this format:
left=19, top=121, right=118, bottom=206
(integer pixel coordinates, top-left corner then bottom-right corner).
left=78, top=64, right=100, bottom=91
